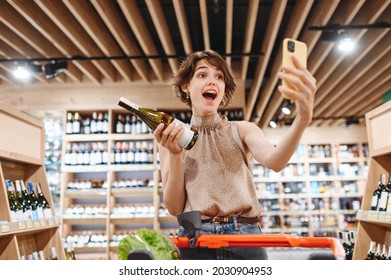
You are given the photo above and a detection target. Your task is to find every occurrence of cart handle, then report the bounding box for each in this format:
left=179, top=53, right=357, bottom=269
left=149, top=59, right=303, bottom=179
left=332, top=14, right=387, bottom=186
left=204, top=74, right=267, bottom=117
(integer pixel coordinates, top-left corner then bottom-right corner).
left=171, top=234, right=345, bottom=258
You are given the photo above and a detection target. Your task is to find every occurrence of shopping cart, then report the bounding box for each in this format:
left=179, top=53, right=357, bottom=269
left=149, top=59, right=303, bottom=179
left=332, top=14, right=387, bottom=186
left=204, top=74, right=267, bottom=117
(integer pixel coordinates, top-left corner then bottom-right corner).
left=127, top=211, right=345, bottom=260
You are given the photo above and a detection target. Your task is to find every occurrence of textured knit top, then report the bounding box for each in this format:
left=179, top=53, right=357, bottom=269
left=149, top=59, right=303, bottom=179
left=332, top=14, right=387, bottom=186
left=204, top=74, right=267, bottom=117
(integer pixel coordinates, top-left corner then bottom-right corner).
left=182, top=113, right=261, bottom=219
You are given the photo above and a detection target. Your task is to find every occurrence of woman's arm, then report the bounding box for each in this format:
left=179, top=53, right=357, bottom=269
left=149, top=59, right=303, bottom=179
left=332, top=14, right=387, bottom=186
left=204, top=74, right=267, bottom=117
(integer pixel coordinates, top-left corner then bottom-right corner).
left=239, top=55, right=316, bottom=171
left=155, top=122, right=187, bottom=216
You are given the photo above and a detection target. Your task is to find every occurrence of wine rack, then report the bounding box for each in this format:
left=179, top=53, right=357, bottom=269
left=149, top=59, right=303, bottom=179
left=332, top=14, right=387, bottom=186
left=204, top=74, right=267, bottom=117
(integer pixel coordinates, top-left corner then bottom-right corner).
left=353, top=101, right=391, bottom=260
left=0, top=103, right=65, bottom=260
left=254, top=138, right=369, bottom=237
left=61, top=108, right=161, bottom=260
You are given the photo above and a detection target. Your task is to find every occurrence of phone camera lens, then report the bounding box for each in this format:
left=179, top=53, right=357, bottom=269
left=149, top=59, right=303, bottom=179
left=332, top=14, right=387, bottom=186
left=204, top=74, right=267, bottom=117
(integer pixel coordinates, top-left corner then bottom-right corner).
left=288, top=41, right=295, bottom=52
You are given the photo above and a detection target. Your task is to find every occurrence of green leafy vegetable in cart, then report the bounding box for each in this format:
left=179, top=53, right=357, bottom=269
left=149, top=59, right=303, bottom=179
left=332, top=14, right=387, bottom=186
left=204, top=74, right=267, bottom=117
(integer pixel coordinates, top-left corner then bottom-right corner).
left=117, top=228, right=180, bottom=260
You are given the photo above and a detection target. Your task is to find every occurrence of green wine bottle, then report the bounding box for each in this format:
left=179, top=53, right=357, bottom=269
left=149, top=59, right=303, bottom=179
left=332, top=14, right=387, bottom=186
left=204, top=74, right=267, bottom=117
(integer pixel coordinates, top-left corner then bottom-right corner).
left=36, top=182, right=53, bottom=219
left=5, top=179, right=23, bottom=222
left=118, top=97, right=198, bottom=150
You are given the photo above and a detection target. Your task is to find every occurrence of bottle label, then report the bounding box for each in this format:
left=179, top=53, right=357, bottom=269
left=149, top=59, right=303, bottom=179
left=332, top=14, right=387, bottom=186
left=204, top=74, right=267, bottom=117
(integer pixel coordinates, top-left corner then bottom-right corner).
left=379, top=192, right=388, bottom=210
left=371, top=195, right=379, bottom=209
left=173, top=119, right=195, bottom=149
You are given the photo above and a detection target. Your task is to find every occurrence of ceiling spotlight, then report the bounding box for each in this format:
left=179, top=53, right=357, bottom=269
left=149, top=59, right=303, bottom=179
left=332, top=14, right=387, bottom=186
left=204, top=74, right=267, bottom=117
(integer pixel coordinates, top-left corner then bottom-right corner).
left=44, top=60, right=68, bottom=79
left=269, top=119, right=277, bottom=128
left=13, top=63, right=42, bottom=80
left=281, top=101, right=292, bottom=115
left=337, top=35, right=355, bottom=52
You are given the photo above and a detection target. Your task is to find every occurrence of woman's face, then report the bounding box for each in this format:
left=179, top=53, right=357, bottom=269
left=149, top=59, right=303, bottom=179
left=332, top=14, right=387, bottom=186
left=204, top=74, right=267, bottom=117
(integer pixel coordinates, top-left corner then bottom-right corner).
left=183, top=59, right=226, bottom=116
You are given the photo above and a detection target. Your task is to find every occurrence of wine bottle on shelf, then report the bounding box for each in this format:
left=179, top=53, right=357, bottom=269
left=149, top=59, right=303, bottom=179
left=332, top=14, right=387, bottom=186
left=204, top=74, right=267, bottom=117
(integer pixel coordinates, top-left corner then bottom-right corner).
left=51, top=247, right=58, bottom=260
left=387, top=245, right=391, bottom=260
left=14, top=180, right=33, bottom=222
left=36, top=182, right=53, bottom=219
left=370, top=174, right=385, bottom=211
left=65, top=242, right=76, bottom=260
left=385, top=173, right=391, bottom=212
left=5, top=179, right=23, bottom=222
left=72, top=112, right=81, bottom=134
left=118, top=97, right=199, bottom=150
left=381, top=244, right=387, bottom=260
left=20, top=180, right=38, bottom=222
left=66, top=112, right=73, bottom=134
left=28, top=182, right=45, bottom=221
left=374, top=243, right=382, bottom=260
left=378, top=173, right=390, bottom=211
left=38, top=250, right=46, bottom=260
left=366, top=241, right=376, bottom=260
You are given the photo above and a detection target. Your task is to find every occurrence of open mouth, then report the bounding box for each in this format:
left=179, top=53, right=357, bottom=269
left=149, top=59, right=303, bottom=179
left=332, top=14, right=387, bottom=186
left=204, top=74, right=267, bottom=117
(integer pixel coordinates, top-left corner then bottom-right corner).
left=202, top=90, right=217, bottom=100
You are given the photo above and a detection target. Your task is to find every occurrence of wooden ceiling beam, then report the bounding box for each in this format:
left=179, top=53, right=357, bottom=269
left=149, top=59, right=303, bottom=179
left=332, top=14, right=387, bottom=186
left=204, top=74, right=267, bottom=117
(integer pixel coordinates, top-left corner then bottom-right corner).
left=92, top=0, right=150, bottom=82
left=225, top=0, right=233, bottom=66
left=0, top=1, right=72, bottom=83
left=172, top=0, right=193, bottom=55
left=288, top=0, right=369, bottom=121
left=199, top=0, right=210, bottom=50
left=315, top=61, right=391, bottom=127
left=326, top=67, right=391, bottom=127
left=145, top=0, right=178, bottom=74
left=240, top=0, right=259, bottom=81
left=313, top=1, right=390, bottom=107
left=256, top=0, right=314, bottom=128
left=244, top=0, right=285, bottom=120
left=320, top=67, right=391, bottom=126
left=36, top=0, right=117, bottom=83
left=118, top=0, right=164, bottom=81
left=64, top=0, right=134, bottom=82
left=314, top=31, right=390, bottom=117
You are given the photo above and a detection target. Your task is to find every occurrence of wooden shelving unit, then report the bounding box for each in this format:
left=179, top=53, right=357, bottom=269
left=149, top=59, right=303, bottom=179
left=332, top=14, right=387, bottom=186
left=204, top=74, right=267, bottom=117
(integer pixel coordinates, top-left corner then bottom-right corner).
left=254, top=139, right=368, bottom=237
left=353, top=101, right=391, bottom=260
left=60, top=108, right=170, bottom=260
left=0, top=103, right=65, bottom=260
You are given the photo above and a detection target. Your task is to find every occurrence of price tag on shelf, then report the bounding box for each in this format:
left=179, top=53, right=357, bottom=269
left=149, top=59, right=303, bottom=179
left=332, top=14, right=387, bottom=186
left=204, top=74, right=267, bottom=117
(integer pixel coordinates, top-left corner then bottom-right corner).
left=25, top=221, right=33, bottom=229
left=368, top=211, right=378, bottom=221
left=48, top=219, right=54, bottom=226
left=0, top=221, right=10, bottom=233
left=18, top=221, right=26, bottom=230
left=34, top=221, right=40, bottom=228
left=378, top=212, right=386, bottom=222
left=40, top=220, right=47, bottom=227
left=385, top=213, right=391, bottom=223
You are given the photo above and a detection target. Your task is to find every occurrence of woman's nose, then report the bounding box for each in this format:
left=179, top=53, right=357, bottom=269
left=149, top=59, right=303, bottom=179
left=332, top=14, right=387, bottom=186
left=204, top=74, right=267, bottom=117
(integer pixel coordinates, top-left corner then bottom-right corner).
left=207, top=79, right=216, bottom=86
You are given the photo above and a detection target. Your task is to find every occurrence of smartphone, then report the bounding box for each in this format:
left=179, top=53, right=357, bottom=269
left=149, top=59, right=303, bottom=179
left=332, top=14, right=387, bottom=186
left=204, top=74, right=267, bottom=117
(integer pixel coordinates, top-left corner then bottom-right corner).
left=281, top=38, right=307, bottom=99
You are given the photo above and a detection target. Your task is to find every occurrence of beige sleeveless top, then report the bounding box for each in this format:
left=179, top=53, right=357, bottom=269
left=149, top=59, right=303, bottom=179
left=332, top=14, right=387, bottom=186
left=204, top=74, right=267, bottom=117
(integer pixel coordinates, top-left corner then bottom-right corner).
left=183, top=113, right=261, bottom=219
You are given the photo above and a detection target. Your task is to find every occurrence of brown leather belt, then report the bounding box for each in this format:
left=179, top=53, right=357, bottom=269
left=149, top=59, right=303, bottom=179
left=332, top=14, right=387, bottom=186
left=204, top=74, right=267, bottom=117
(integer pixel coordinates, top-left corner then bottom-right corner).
left=202, top=216, right=260, bottom=224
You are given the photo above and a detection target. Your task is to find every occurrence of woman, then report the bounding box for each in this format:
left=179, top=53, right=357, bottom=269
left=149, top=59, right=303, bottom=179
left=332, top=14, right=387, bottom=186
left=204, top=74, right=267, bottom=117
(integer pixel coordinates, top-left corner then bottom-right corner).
left=154, top=50, right=316, bottom=259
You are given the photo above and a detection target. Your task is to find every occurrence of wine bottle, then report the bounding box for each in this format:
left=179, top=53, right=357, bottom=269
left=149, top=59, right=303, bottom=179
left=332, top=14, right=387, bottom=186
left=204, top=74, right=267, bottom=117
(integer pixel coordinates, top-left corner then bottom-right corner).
left=366, top=241, right=376, bottom=260
left=5, top=179, right=23, bottom=222
left=375, top=243, right=382, bottom=260
left=118, top=97, right=198, bottom=150
left=386, top=173, right=391, bottom=212
left=379, top=174, right=390, bottom=211
left=36, top=182, right=53, bottom=219
left=14, top=180, right=33, bottom=222
left=65, top=242, right=76, bottom=260
left=381, top=244, right=387, bottom=260
left=20, top=180, right=38, bottom=222
left=51, top=246, right=58, bottom=260
left=66, top=112, right=73, bottom=134
left=370, top=174, right=385, bottom=211
left=387, top=245, right=391, bottom=260
left=28, top=182, right=45, bottom=221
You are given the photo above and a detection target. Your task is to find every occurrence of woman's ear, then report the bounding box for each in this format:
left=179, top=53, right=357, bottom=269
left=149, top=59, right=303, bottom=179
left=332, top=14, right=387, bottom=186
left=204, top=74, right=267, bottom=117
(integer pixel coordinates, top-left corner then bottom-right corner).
left=181, top=84, right=188, bottom=93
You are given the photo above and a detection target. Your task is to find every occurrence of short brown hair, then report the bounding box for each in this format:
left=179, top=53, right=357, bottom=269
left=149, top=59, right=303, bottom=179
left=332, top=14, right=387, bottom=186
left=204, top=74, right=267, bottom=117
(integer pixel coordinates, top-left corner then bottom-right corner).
left=168, top=50, right=236, bottom=108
